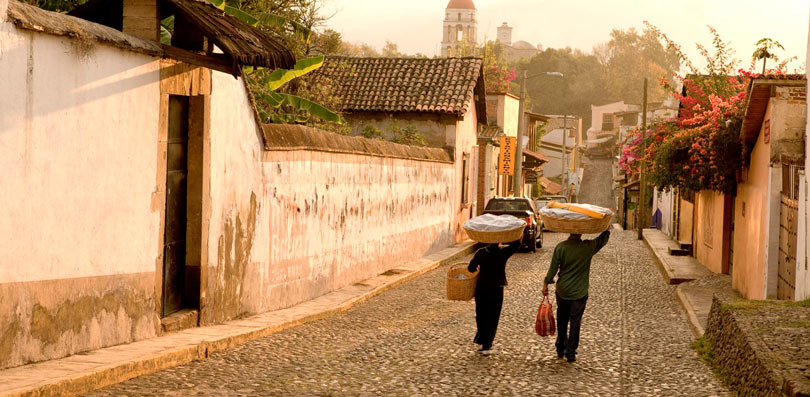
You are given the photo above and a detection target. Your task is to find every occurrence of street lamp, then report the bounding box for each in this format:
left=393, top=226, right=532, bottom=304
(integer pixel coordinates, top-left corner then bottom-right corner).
left=514, top=71, right=564, bottom=197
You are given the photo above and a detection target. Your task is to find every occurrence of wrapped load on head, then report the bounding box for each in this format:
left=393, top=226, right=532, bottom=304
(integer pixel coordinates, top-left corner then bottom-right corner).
left=539, top=202, right=613, bottom=234
left=463, top=213, right=526, bottom=244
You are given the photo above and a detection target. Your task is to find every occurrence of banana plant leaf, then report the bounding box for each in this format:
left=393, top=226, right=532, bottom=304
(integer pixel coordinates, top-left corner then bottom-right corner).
left=263, top=56, right=324, bottom=91
left=207, top=0, right=312, bottom=42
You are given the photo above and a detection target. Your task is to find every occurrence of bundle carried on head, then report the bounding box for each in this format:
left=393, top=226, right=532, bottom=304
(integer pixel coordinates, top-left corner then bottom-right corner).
left=463, top=214, right=526, bottom=243
left=539, top=202, right=613, bottom=234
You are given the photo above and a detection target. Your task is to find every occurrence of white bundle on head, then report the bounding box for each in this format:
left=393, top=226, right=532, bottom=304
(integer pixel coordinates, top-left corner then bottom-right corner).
left=464, top=213, right=527, bottom=232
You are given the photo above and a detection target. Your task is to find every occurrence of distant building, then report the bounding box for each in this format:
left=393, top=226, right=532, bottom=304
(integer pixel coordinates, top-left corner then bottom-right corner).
left=495, top=22, right=542, bottom=62
left=441, top=0, right=478, bottom=57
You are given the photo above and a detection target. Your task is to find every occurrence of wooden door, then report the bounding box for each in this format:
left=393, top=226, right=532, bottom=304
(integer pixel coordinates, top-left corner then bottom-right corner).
left=778, top=158, right=802, bottom=300
left=162, top=96, right=189, bottom=317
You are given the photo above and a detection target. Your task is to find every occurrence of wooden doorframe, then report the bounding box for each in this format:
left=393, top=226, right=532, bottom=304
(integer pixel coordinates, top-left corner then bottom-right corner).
left=155, top=60, right=211, bottom=323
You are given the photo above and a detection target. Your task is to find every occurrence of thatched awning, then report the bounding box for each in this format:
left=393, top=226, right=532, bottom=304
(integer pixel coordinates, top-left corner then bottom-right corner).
left=62, top=0, right=294, bottom=70
left=163, top=0, right=294, bottom=69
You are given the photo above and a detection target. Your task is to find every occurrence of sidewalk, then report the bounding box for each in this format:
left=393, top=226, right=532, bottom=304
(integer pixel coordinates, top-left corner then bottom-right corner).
left=640, top=228, right=737, bottom=337
left=0, top=241, right=476, bottom=397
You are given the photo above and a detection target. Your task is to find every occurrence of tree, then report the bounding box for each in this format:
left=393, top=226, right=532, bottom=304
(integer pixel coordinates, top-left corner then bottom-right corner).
left=752, top=38, right=785, bottom=74
left=620, top=25, right=749, bottom=194
left=515, top=26, right=680, bottom=129
left=381, top=41, right=403, bottom=58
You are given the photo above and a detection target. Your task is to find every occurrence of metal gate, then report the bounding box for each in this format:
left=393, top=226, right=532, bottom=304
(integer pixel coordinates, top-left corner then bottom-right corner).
left=778, top=157, right=803, bottom=300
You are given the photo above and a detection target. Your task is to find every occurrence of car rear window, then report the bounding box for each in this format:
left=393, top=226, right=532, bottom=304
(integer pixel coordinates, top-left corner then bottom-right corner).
left=487, top=200, right=531, bottom=211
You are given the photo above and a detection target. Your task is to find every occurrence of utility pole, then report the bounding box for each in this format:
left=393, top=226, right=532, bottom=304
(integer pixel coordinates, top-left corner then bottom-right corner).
left=638, top=78, right=648, bottom=241
left=514, top=70, right=527, bottom=196
left=561, top=115, right=567, bottom=199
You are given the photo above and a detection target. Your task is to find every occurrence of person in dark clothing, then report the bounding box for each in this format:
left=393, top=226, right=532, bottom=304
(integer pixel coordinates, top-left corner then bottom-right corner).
left=467, top=239, right=521, bottom=355
left=542, top=230, right=610, bottom=362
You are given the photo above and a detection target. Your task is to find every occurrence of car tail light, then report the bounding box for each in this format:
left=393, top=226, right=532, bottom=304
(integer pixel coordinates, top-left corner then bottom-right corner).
left=525, top=216, right=533, bottom=226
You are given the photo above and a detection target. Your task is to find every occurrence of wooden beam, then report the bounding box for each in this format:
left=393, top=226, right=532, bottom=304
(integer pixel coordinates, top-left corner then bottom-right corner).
left=161, top=44, right=235, bottom=75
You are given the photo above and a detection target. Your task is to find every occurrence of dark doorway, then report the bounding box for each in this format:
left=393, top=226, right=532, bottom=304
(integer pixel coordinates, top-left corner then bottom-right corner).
left=163, top=95, right=190, bottom=317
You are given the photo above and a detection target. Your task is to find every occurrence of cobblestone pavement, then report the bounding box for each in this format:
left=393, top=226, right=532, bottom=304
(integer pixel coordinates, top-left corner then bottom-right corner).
left=577, top=157, right=616, bottom=209
left=89, top=231, right=729, bottom=396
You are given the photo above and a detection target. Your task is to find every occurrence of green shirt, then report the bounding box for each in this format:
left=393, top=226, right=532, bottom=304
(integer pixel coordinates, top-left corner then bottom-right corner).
left=544, top=231, right=611, bottom=300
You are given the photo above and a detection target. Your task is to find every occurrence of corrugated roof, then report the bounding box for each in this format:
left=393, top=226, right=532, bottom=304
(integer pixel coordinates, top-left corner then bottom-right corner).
left=479, top=125, right=504, bottom=140
left=318, top=56, right=487, bottom=123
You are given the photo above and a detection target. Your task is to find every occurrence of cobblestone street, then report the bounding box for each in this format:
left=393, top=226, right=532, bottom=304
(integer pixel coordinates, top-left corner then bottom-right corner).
left=89, top=230, right=728, bottom=396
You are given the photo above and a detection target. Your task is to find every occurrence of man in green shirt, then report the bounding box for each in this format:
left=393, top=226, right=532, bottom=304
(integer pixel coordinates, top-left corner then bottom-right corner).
left=542, top=230, right=611, bottom=362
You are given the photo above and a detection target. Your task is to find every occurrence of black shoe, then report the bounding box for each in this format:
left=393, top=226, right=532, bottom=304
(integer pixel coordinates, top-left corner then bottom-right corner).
left=557, top=352, right=564, bottom=359
left=566, top=355, right=576, bottom=363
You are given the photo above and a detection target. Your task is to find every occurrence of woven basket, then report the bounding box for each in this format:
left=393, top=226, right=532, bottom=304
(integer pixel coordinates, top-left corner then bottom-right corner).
left=541, top=211, right=614, bottom=234
left=464, top=225, right=525, bottom=244
left=446, top=262, right=478, bottom=301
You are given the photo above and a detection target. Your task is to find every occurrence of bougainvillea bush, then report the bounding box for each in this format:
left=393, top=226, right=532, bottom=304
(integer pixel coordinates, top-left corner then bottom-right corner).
left=619, top=25, right=759, bottom=195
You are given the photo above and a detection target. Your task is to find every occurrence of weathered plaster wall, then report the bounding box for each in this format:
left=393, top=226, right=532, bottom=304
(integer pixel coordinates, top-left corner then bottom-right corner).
left=500, top=94, right=519, bottom=138
left=653, top=189, right=675, bottom=237
left=678, top=199, right=694, bottom=243
left=203, top=71, right=266, bottom=324
left=204, top=74, right=459, bottom=320
left=451, top=98, right=478, bottom=242
left=345, top=112, right=456, bottom=149
left=693, top=190, right=728, bottom=274
left=259, top=150, right=454, bottom=311
left=0, top=25, right=161, bottom=369
left=799, top=30, right=810, bottom=300
left=733, top=117, right=771, bottom=300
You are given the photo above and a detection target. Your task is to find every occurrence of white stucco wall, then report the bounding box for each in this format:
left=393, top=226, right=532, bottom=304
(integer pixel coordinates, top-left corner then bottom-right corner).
left=798, top=16, right=810, bottom=300
left=653, top=189, right=675, bottom=237
left=203, top=71, right=268, bottom=323
left=0, top=23, right=160, bottom=369
left=0, top=25, right=161, bottom=284
left=260, top=151, right=454, bottom=311
left=205, top=72, right=461, bottom=320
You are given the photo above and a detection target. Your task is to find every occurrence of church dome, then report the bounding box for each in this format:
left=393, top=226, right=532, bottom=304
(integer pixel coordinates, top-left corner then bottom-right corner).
left=446, top=0, right=476, bottom=9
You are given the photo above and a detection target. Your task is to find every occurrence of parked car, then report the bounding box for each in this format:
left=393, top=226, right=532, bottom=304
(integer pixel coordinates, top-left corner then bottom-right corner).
left=482, top=197, right=543, bottom=252
left=535, top=196, right=568, bottom=231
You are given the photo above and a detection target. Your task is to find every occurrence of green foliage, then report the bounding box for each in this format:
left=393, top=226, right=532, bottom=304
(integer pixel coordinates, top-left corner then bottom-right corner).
left=389, top=123, right=427, bottom=147
left=691, top=336, right=714, bottom=365
left=361, top=125, right=384, bottom=140
left=18, top=0, right=86, bottom=12
left=247, top=55, right=344, bottom=127
left=517, top=26, right=680, bottom=128
left=752, top=38, right=785, bottom=74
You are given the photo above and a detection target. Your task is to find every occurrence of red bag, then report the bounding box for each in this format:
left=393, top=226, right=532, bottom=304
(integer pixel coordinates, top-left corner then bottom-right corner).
left=535, top=295, right=556, bottom=337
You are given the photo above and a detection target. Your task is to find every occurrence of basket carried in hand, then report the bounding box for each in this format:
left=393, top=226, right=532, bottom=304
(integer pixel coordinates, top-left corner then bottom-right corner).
left=541, top=211, right=613, bottom=234
left=464, top=225, right=525, bottom=244
left=446, top=262, right=478, bottom=301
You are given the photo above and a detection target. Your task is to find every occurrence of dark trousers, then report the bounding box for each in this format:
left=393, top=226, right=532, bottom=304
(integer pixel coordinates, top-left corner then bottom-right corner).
left=555, top=294, right=588, bottom=358
left=473, top=287, right=504, bottom=350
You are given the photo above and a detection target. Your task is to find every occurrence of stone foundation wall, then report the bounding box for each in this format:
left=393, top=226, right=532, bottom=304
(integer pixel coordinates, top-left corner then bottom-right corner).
left=705, top=295, right=810, bottom=396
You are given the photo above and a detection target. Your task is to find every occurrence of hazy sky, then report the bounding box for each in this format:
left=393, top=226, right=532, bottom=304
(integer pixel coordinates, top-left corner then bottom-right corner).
left=323, top=0, right=809, bottom=71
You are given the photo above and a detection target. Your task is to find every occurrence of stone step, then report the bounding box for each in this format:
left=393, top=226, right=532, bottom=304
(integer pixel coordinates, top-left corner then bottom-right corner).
left=668, top=247, right=691, bottom=256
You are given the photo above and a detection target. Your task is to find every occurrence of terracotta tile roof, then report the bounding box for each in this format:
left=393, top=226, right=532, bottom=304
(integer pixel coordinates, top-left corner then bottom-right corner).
left=479, top=125, right=504, bottom=140
left=754, top=74, right=807, bottom=81
left=319, top=56, right=486, bottom=121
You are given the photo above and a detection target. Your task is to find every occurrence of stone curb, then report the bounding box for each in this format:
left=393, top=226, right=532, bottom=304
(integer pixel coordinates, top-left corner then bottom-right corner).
left=642, top=233, right=677, bottom=284
left=0, top=241, right=477, bottom=397
left=674, top=283, right=705, bottom=338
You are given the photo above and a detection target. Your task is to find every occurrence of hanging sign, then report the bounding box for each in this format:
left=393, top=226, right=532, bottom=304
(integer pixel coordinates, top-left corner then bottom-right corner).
left=499, top=136, right=517, bottom=175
